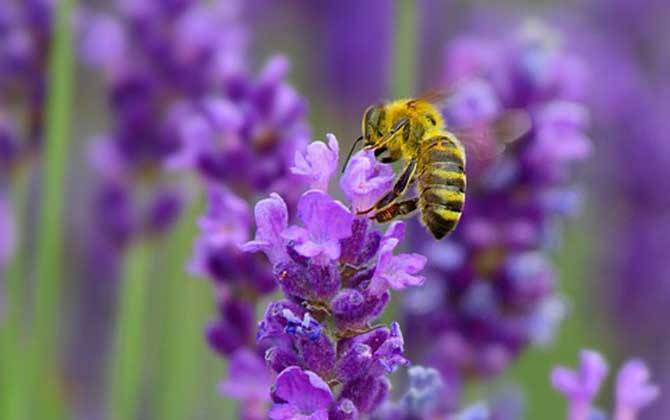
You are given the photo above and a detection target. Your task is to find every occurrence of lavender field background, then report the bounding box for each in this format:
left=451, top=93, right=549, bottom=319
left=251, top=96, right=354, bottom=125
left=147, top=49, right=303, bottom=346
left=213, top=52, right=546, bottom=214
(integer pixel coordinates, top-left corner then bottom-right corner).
left=1, top=0, right=669, bottom=419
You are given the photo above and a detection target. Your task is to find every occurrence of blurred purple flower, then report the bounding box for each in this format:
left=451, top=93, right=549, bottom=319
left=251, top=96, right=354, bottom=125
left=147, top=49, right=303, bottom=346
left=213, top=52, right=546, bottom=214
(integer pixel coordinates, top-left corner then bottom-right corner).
left=551, top=350, right=658, bottom=420
left=198, top=186, right=251, bottom=247
left=615, top=360, right=660, bottom=420
left=220, top=349, right=273, bottom=420
left=404, top=20, right=591, bottom=406
left=551, top=350, right=608, bottom=420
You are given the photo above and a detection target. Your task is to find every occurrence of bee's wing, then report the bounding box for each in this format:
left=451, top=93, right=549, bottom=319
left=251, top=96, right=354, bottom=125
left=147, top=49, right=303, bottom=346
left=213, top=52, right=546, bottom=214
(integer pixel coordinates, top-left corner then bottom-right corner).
left=412, top=84, right=463, bottom=106
left=451, top=110, right=532, bottom=161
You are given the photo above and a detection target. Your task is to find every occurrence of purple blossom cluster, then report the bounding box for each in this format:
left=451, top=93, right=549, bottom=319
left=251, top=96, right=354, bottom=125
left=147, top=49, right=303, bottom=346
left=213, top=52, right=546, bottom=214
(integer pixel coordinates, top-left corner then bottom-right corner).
left=229, top=134, right=429, bottom=419
left=0, top=0, right=53, bottom=177
left=403, top=20, right=591, bottom=400
left=81, top=0, right=249, bottom=248
left=575, top=1, right=670, bottom=416
left=179, top=54, right=313, bottom=418
left=552, top=350, right=659, bottom=420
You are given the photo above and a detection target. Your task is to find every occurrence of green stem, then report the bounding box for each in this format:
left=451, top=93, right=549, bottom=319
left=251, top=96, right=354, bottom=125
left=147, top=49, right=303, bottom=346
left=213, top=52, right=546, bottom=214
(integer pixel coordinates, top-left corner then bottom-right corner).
left=107, top=241, right=153, bottom=420
left=391, top=0, right=417, bottom=98
left=153, top=200, right=211, bottom=420
left=1, top=170, right=31, bottom=420
left=29, top=0, right=75, bottom=417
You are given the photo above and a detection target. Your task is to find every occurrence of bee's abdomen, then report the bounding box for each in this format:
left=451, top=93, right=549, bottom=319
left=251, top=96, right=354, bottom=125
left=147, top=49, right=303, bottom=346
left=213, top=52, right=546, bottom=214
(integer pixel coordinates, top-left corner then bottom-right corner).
left=418, top=135, right=466, bottom=239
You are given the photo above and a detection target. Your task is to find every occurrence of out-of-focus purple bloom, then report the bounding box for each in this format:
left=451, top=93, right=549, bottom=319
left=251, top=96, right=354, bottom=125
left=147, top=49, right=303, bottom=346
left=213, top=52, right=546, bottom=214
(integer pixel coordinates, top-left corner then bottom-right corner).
left=198, top=186, right=250, bottom=247
left=0, top=0, right=54, bottom=174
left=551, top=350, right=608, bottom=420
left=405, top=20, right=591, bottom=408
left=219, top=349, right=273, bottom=420
left=551, top=350, right=658, bottom=420
left=291, top=133, right=339, bottom=192
left=614, top=360, right=660, bottom=420
left=281, top=190, right=353, bottom=263
left=167, top=55, right=310, bottom=200
left=339, top=149, right=395, bottom=212
left=269, top=366, right=333, bottom=420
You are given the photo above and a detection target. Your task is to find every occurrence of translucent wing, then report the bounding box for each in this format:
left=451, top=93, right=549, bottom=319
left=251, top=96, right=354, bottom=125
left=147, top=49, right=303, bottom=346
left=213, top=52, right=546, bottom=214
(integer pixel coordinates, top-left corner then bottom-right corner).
left=451, top=109, right=532, bottom=163
left=413, top=84, right=466, bottom=106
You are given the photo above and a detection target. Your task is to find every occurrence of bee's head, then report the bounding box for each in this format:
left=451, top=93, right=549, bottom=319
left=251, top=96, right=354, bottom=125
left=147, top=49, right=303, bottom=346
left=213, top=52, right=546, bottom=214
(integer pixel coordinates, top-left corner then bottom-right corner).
left=362, top=104, right=386, bottom=147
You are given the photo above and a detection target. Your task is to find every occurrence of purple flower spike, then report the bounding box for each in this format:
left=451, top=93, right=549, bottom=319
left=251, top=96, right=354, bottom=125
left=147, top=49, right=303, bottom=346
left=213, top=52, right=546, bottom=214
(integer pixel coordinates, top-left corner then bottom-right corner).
left=369, top=237, right=427, bottom=296
left=198, top=186, right=250, bottom=247
left=291, top=133, right=339, bottom=191
left=551, top=350, right=609, bottom=420
left=527, top=101, right=592, bottom=180
left=269, top=366, right=334, bottom=420
left=282, top=190, right=353, bottom=264
left=340, top=149, right=394, bottom=212
left=614, top=359, right=659, bottom=420
left=241, top=193, right=289, bottom=265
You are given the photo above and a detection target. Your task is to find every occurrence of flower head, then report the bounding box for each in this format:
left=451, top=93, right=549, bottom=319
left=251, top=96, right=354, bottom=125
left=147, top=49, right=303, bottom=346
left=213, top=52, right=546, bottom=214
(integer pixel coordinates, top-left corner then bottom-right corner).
left=241, top=193, right=289, bottom=265
left=269, top=366, right=334, bottom=420
left=551, top=350, right=658, bottom=420
left=291, top=133, right=339, bottom=191
left=369, top=236, right=427, bottom=296
left=614, top=359, right=659, bottom=420
left=340, top=149, right=394, bottom=212
left=281, top=190, right=353, bottom=264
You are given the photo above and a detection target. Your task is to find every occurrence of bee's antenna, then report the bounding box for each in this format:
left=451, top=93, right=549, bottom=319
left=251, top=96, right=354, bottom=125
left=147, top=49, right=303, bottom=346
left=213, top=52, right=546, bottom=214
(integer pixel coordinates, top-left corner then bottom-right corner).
left=342, top=136, right=364, bottom=173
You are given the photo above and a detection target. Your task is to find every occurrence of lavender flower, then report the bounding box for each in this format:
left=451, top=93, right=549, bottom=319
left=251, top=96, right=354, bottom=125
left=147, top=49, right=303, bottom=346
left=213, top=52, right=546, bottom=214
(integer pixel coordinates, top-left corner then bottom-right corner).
left=0, top=0, right=53, bottom=157
left=269, top=366, right=333, bottom=420
left=551, top=350, right=659, bottom=420
left=243, top=134, right=427, bottom=417
left=574, top=1, right=670, bottom=417
left=219, top=349, right=273, bottom=420
left=404, top=20, right=591, bottom=405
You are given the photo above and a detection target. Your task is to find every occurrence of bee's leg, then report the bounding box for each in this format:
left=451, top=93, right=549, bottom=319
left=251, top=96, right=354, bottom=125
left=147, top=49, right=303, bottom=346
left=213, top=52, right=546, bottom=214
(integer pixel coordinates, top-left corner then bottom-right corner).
left=380, top=156, right=400, bottom=164
left=357, top=158, right=417, bottom=215
left=374, top=147, right=387, bottom=158
left=373, top=198, right=419, bottom=223
left=374, top=146, right=400, bottom=164
left=370, top=118, right=409, bottom=150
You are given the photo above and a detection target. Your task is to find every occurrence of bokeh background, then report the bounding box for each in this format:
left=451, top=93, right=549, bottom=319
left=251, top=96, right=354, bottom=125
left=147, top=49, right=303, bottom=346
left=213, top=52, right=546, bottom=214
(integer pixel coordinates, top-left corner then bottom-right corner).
left=1, top=0, right=668, bottom=419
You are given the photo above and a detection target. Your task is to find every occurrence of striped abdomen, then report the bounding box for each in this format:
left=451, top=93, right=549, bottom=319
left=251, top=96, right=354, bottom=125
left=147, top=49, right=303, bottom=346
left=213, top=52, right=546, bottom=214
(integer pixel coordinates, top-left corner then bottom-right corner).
left=417, top=133, right=466, bottom=239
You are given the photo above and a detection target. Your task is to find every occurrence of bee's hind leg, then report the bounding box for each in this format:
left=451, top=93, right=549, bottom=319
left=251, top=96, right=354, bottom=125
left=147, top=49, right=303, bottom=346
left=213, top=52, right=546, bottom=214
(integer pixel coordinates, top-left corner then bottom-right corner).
left=373, top=198, right=419, bottom=223
left=357, top=158, right=417, bottom=215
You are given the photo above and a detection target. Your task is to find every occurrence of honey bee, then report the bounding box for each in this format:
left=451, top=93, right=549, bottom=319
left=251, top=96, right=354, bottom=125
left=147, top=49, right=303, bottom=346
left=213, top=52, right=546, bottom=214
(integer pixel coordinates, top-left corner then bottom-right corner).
left=343, top=88, right=530, bottom=239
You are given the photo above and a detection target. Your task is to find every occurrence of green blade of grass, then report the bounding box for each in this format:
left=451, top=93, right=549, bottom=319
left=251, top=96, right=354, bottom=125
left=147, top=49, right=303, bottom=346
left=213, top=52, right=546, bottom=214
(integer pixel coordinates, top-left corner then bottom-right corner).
left=392, top=0, right=417, bottom=98
left=28, top=0, right=76, bottom=417
left=152, top=199, right=211, bottom=420
left=1, top=170, right=31, bottom=420
left=107, top=241, right=153, bottom=420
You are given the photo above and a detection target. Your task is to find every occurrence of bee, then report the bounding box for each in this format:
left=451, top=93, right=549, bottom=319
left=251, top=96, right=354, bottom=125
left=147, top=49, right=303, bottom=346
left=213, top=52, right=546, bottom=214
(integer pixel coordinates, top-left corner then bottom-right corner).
left=343, top=88, right=530, bottom=239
